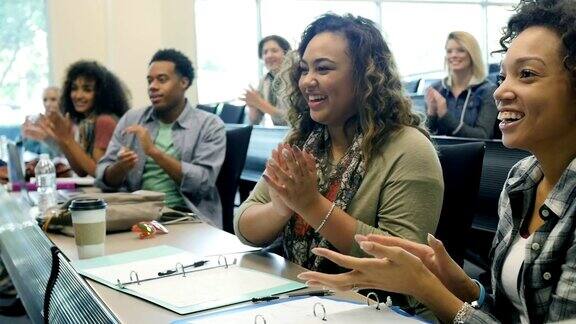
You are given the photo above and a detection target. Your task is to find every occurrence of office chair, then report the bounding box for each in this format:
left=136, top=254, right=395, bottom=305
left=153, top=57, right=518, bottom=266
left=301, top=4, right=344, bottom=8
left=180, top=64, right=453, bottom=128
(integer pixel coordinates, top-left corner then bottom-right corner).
left=216, top=125, right=253, bottom=234
left=196, top=104, right=217, bottom=114
left=435, top=142, right=485, bottom=267
left=218, top=103, right=245, bottom=124
left=409, top=94, right=426, bottom=115
left=402, top=79, right=420, bottom=94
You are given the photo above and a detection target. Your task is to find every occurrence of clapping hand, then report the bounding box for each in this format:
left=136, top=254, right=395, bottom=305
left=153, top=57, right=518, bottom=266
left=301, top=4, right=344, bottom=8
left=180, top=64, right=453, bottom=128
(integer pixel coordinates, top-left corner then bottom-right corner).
left=263, top=144, right=320, bottom=216
left=22, top=115, right=49, bottom=141
left=299, top=234, right=477, bottom=302
left=263, top=144, right=294, bottom=218
left=425, top=87, right=438, bottom=116
left=426, top=88, right=448, bottom=117
left=297, top=235, right=435, bottom=296
left=45, top=110, right=74, bottom=144
left=123, top=125, right=155, bottom=156
left=240, top=86, right=264, bottom=111
left=115, top=146, right=139, bottom=173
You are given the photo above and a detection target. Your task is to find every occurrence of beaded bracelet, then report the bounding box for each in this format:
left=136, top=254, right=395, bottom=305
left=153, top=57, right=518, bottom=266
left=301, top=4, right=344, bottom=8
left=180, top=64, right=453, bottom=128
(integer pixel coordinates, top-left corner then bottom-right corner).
left=453, top=302, right=473, bottom=324
left=315, top=201, right=336, bottom=233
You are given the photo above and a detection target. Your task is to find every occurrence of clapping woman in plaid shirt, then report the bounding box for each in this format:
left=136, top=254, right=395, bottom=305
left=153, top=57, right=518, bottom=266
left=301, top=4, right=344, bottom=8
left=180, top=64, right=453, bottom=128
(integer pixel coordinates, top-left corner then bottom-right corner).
left=299, top=0, right=576, bottom=323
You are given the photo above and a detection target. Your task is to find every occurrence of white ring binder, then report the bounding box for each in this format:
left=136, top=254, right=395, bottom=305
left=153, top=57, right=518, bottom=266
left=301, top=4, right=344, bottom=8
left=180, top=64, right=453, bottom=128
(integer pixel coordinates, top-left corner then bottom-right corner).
left=130, top=270, right=140, bottom=285
left=313, top=301, right=327, bottom=321
left=254, top=314, right=267, bottom=324
left=114, top=256, right=238, bottom=289
left=365, top=292, right=380, bottom=310
left=218, top=255, right=229, bottom=268
left=176, top=262, right=186, bottom=277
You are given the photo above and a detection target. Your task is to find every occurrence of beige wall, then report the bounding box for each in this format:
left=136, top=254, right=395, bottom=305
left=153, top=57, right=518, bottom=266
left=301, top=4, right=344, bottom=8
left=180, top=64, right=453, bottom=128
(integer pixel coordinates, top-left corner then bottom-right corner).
left=47, top=0, right=199, bottom=109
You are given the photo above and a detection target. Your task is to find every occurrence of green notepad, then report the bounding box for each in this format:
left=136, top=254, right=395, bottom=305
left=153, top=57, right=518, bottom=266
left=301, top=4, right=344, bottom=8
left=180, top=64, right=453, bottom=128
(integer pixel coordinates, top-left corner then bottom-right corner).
left=72, top=245, right=306, bottom=315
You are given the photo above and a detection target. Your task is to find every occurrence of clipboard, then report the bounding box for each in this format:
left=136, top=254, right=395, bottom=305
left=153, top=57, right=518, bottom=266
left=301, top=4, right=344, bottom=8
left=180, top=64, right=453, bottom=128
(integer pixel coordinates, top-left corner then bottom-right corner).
left=72, top=245, right=306, bottom=315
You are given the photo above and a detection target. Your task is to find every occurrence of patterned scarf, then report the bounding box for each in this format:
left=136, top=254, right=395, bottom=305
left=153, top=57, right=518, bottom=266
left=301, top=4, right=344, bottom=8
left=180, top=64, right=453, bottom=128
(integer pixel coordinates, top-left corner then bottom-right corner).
left=77, top=117, right=96, bottom=157
left=283, top=125, right=366, bottom=273
left=265, top=73, right=278, bottom=107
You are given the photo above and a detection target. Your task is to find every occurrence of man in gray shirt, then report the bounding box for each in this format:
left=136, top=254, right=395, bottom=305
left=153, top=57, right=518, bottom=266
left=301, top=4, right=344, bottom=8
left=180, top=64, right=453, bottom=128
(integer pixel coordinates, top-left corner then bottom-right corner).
left=95, top=49, right=226, bottom=228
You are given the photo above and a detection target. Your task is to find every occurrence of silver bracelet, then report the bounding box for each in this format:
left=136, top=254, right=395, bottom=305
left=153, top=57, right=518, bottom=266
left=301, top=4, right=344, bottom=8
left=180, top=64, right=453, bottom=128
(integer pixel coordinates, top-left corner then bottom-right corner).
left=453, top=302, right=473, bottom=324
left=315, top=202, right=336, bottom=233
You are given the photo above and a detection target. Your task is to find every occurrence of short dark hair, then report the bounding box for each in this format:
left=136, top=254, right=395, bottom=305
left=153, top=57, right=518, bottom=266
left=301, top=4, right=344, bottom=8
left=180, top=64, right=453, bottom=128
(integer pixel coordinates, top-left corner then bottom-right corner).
left=258, top=35, right=291, bottom=59
left=499, top=0, right=576, bottom=84
left=61, top=60, right=130, bottom=122
left=149, top=49, right=195, bottom=89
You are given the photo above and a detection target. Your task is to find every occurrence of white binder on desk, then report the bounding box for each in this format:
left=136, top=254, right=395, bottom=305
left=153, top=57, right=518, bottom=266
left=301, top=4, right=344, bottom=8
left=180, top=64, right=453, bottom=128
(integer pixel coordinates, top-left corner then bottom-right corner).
left=172, top=295, right=426, bottom=323
left=72, top=245, right=306, bottom=315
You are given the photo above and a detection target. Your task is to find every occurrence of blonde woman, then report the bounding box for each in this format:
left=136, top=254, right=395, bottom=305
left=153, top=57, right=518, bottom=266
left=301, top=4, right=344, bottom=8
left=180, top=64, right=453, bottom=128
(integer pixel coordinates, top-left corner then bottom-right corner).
left=426, top=31, right=498, bottom=139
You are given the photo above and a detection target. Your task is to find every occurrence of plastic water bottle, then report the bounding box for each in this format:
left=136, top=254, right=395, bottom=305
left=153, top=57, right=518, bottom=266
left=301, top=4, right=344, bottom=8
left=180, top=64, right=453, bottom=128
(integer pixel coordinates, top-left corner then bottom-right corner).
left=35, top=153, right=57, bottom=216
left=0, top=135, right=7, bottom=163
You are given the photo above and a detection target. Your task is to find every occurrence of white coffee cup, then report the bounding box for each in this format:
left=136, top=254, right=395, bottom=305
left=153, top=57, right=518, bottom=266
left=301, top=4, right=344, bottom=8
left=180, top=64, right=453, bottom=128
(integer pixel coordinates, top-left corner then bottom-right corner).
left=69, top=198, right=107, bottom=259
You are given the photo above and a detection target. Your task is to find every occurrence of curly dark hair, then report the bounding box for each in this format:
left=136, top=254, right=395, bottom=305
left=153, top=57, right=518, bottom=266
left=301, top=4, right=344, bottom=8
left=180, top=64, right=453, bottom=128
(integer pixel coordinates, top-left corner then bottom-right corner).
left=150, top=48, right=195, bottom=89
left=258, top=35, right=292, bottom=59
left=499, top=0, right=576, bottom=85
left=285, top=13, right=426, bottom=161
left=60, top=60, right=130, bottom=123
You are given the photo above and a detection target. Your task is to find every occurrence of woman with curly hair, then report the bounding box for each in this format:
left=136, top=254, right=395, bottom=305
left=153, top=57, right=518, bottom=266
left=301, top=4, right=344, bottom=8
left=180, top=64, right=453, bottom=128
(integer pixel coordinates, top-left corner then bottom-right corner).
left=426, top=31, right=498, bottom=139
left=44, top=60, right=130, bottom=177
left=299, top=0, right=576, bottom=322
left=234, top=13, right=443, bottom=318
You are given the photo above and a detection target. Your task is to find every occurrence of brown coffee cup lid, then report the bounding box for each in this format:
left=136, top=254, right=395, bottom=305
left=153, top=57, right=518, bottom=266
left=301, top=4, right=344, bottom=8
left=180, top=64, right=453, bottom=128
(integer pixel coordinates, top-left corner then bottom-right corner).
left=69, top=198, right=107, bottom=211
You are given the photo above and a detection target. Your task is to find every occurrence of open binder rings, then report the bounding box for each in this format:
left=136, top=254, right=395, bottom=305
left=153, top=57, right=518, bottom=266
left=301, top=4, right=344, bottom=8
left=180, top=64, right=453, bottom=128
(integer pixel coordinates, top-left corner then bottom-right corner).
left=72, top=245, right=306, bottom=315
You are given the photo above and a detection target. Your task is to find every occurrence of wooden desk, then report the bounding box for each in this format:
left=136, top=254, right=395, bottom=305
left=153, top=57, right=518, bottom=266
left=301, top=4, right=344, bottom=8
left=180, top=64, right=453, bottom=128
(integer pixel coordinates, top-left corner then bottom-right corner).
left=49, top=223, right=360, bottom=323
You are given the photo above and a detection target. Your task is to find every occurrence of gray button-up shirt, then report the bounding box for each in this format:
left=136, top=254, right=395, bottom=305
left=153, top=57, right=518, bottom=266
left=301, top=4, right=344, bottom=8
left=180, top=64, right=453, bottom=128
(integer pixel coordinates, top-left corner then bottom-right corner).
left=95, top=101, right=226, bottom=228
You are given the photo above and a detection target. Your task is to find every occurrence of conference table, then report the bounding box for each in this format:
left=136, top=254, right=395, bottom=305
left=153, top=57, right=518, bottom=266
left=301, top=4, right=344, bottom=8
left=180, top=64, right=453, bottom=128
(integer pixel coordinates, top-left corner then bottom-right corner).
left=48, top=222, right=364, bottom=323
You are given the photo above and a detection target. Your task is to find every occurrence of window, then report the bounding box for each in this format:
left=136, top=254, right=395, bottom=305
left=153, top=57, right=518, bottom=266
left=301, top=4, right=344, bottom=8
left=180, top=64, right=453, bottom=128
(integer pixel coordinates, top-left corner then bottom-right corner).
left=381, top=2, right=483, bottom=77
left=0, top=0, right=49, bottom=128
left=195, top=0, right=519, bottom=102
left=195, top=0, right=258, bottom=104
left=487, top=4, right=516, bottom=65
left=260, top=0, right=378, bottom=46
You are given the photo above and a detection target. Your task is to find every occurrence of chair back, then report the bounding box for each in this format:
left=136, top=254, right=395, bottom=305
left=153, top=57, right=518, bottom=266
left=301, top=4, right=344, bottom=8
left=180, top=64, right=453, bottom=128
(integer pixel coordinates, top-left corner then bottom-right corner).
left=435, top=142, right=485, bottom=266
left=422, top=78, right=441, bottom=90
left=403, top=79, right=420, bottom=94
left=409, top=94, right=426, bottom=115
left=219, top=103, right=246, bottom=124
left=196, top=104, right=217, bottom=114
left=44, top=247, right=119, bottom=324
left=217, top=125, right=253, bottom=233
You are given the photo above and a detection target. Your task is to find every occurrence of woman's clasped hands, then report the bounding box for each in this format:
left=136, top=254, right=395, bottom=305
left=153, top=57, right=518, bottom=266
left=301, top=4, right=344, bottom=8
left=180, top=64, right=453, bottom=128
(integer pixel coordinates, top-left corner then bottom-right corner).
left=425, top=87, right=448, bottom=118
left=263, top=143, right=320, bottom=217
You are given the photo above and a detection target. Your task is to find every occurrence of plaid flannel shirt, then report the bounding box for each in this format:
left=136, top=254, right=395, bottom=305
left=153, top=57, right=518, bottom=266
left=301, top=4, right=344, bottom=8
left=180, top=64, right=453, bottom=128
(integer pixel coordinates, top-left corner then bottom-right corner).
left=465, top=155, right=576, bottom=323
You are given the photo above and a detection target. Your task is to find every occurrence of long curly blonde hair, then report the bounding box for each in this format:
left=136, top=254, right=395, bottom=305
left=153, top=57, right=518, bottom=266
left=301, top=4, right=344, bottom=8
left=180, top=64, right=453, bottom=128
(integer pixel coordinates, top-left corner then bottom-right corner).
left=284, top=14, right=427, bottom=162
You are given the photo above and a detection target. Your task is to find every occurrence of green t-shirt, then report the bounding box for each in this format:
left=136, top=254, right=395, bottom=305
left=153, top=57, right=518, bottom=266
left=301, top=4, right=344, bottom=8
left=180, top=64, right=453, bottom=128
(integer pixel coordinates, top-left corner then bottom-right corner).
left=141, top=122, right=186, bottom=208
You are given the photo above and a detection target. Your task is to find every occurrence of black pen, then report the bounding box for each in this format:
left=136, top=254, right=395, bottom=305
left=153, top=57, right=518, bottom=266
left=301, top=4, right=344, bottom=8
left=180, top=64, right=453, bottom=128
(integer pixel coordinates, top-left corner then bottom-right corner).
left=158, top=260, right=209, bottom=276
left=287, top=290, right=334, bottom=298
left=251, top=290, right=333, bottom=303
